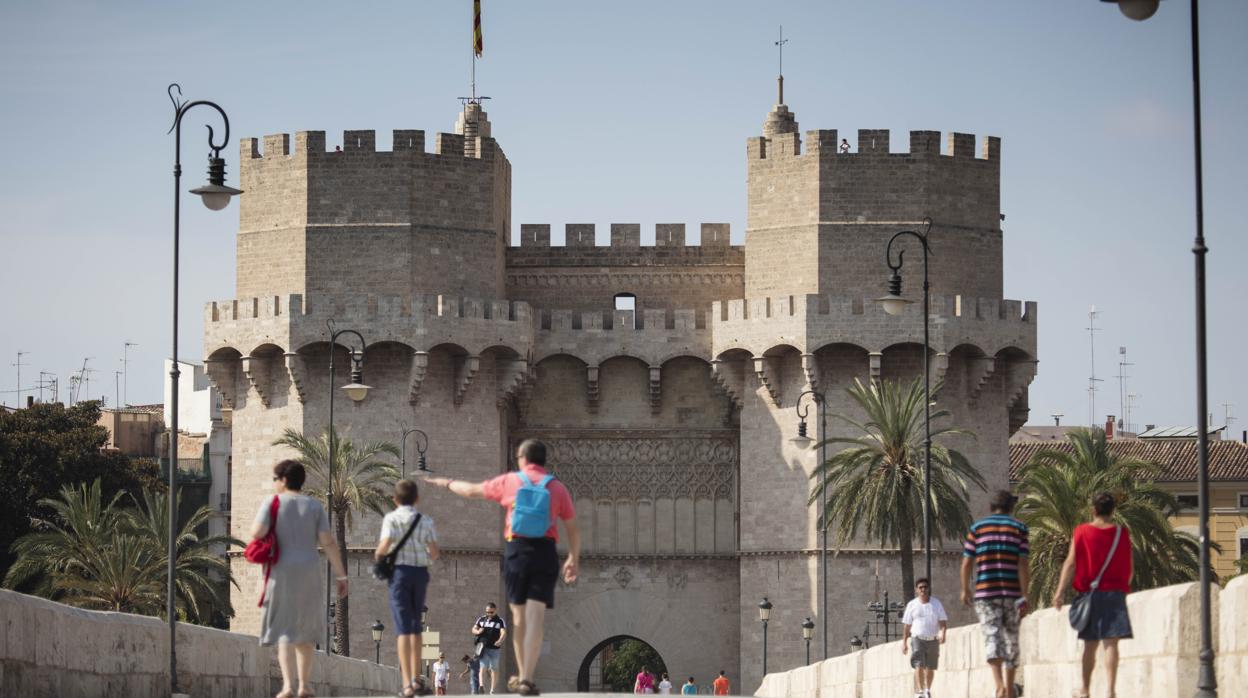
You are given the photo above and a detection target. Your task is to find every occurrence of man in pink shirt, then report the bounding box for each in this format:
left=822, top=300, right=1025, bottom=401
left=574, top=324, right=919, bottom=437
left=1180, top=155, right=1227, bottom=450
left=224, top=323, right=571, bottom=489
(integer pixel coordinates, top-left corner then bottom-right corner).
left=426, top=439, right=580, bottom=697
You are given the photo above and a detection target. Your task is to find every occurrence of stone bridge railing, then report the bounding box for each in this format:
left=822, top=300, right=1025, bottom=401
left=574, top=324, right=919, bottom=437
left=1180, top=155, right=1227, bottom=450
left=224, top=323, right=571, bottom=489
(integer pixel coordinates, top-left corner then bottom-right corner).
left=757, top=576, right=1248, bottom=698
left=0, top=588, right=400, bottom=697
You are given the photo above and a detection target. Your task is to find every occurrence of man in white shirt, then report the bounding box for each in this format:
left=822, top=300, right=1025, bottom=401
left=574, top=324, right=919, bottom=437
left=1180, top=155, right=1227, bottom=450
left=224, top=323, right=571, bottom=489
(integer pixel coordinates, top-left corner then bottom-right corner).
left=902, top=578, right=948, bottom=698
left=432, top=653, right=450, bottom=695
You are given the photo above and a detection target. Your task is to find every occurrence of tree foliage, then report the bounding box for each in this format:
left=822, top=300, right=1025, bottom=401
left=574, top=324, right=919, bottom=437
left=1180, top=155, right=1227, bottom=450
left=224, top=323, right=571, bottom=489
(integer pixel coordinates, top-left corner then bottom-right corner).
left=0, top=401, right=161, bottom=581
left=1016, top=428, right=1213, bottom=608
left=2, top=479, right=241, bottom=624
left=809, top=377, right=985, bottom=600
left=272, top=426, right=399, bottom=657
left=601, top=639, right=667, bottom=693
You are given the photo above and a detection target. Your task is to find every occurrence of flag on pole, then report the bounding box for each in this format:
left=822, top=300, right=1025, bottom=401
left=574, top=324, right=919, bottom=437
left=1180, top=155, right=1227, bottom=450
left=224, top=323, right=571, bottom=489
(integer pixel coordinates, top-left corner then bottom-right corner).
left=473, top=0, right=483, bottom=57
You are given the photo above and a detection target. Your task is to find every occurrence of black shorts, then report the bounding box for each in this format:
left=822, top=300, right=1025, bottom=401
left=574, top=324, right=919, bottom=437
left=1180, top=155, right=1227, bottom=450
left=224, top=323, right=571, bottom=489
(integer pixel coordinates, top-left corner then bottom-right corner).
left=503, top=537, right=559, bottom=608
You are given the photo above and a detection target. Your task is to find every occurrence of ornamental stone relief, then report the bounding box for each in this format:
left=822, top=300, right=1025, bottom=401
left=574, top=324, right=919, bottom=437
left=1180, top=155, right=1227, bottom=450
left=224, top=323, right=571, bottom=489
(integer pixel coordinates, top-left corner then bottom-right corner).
left=534, top=434, right=736, bottom=501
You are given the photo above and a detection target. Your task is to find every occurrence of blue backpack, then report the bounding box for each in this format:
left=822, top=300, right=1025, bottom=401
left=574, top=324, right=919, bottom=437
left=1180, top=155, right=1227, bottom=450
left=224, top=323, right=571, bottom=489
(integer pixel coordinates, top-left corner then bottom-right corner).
left=511, top=473, right=554, bottom=538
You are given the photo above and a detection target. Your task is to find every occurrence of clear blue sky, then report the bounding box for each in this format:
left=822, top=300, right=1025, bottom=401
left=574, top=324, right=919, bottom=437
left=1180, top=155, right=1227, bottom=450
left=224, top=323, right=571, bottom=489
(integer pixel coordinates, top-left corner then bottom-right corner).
left=1, top=1, right=1245, bottom=432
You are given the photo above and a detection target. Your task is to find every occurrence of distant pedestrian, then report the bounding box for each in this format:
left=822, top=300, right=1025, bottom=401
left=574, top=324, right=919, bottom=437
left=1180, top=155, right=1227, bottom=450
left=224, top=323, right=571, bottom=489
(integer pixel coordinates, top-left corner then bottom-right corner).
left=471, top=602, right=507, bottom=693
left=460, top=654, right=482, bottom=695
left=634, top=666, right=655, bottom=694
left=902, top=578, right=948, bottom=698
left=334, top=145, right=342, bottom=152
left=839, top=138, right=851, bottom=154
left=1051, top=492, right=1133, bottom=698
left=432, top=653, right=450, bottom=695
left=712, top=670, right=730, bottom=695
left=374, top=479, right=440, bottom=697
left=657, top=673, right=673, bottom=695
left=250, top=460, right=349, bottom=698
left=427, top=439, right=581, bottom=696
left=961, top=490, right=1030, bottom=698
left=681, top=677, right=697, bottom=696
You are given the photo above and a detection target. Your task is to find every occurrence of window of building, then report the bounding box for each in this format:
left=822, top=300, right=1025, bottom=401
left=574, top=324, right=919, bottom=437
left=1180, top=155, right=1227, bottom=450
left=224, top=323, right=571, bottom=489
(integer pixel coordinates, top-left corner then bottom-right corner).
left=1176, top=493, right=1199, bottom=511
left=613, top=293, right=637, bottom=329
left=1239, top=492, right=1248, bottom=510
left=1240, top=537, right=1248, bottom=560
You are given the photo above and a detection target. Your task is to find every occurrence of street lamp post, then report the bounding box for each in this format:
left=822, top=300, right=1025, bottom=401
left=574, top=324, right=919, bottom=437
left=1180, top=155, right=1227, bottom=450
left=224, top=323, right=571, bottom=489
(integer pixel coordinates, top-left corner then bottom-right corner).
left=791, top=390, right=828, bottom=659
left=800, top=617, right=815, bottom=666
left=325, top=320, right=371, bottom=654
left=1099, top=2, right=1215, bottom=694
left=877, top=218, right=934, bottom=590
left=166, top=83, right=242, bottom=696
left=400, top=427, right=430, bottom=478
left=758, top=597, right=773, bottom=677
left=371, top=620, right=385, bottom=664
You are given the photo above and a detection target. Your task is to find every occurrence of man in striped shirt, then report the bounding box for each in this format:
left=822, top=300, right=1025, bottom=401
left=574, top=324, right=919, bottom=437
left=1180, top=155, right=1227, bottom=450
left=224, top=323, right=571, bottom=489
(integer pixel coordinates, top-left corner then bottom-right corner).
left=960, top=490, right=1030, bottom=698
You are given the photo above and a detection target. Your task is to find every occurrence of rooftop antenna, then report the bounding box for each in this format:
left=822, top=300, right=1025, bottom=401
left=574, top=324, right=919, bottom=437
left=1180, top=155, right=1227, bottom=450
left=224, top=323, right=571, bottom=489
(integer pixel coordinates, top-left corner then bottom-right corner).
left=1051, top=411, right=1064, bottom=427
left=114, top=370, right=124, bottom=412
left=123, top=341, right=138, bottom=406
left=1086, top=307, right=1102, bottom=427
left=12, top=351, right=28, bottom=408
left=775, top=25, right=789, bottom=105
left=1126, top=393, right=1140, bottom=434
left=1116, top=346, right=1133, bottom=431
left=1224, top=402, right=1236, bottom=433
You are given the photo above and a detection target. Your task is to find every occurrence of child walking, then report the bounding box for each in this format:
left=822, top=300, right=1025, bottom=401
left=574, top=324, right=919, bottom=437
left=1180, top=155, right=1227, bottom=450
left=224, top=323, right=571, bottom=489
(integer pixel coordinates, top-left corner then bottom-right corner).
left=375, top=479, right=440, bottom=697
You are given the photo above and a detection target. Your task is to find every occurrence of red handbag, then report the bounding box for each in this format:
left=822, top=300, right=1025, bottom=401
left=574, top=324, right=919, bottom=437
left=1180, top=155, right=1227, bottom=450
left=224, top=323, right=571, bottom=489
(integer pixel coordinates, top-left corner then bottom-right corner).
left=244, top=495, right=281, bottom=606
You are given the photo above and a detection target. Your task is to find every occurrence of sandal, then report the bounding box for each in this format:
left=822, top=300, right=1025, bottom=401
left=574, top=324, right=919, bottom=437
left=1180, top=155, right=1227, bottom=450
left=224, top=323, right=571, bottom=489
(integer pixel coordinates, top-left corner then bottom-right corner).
left=411, top=677, right=434, bottom=696
left=518, top=680, right=540, bottom=696
left=276, top=691, right=295, bottom=698
left=507, top=676, right=521, bottom=692
left=297, top=691, right=315, bottom=698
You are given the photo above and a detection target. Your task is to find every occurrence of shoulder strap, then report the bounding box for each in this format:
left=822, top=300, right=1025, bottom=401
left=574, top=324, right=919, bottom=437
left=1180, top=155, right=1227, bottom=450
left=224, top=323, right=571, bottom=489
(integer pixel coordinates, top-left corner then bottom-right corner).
left=267, top=496, right=280, bottom=529
left=1090, top=525, right=1123, bottom=590
left=538, top=474, right=554, bottom=487
left=387, top=512, right=423, bottom=560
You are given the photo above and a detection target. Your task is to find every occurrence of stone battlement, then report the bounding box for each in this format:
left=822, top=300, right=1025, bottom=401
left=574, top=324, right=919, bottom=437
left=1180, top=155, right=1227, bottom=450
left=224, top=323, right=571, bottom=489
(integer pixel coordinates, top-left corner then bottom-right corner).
left=513, top=223, right=740, bottom=249
left=712, top=293, right=1034, bottom=323
left=749, top=128, right=1000, bottom=161
left=241, top=129, right=499, bottom=161
left=205, top=293, right=531, bottom=324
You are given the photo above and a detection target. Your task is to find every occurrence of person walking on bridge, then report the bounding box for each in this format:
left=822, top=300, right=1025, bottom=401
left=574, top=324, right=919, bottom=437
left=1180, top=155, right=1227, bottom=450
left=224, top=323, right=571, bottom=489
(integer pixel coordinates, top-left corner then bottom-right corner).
left=426, top=439, right=580, bottom=696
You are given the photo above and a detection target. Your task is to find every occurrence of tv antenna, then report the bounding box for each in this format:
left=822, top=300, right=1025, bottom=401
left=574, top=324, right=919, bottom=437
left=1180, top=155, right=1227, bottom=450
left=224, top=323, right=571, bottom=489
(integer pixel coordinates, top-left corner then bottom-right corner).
left=11, top=351, right=28, bottom=407
left=1116, top=346, right=1133, bottom=432
left=1086, top=307, right=1102, bottom=427
left=1051, top=411, right=1064, bottom=427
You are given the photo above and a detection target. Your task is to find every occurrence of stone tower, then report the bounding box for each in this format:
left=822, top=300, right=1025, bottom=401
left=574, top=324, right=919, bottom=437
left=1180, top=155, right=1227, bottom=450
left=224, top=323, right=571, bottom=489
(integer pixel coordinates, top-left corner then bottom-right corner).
left=205, top=91, right=1036, bottom=693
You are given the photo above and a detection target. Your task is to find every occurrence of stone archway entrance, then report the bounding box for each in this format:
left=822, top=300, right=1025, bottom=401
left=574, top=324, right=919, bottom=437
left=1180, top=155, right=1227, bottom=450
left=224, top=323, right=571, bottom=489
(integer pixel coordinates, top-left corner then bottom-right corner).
left=576, top=635, right=667, bottom=692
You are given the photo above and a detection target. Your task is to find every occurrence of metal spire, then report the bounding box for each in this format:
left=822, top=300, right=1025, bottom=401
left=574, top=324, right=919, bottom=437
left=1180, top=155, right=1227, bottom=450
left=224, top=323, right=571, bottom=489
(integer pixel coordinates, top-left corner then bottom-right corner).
left=775, top=25, right=789, bottom=104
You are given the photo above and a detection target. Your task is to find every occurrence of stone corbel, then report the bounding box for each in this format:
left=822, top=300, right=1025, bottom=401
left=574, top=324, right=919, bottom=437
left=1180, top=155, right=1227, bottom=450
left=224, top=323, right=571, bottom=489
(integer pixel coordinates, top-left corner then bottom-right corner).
left=929, top=352, right=950, bottom=385
left=453, top=354, right=480, bottom=406
left=710, top=359, right=744, bottom=410
left=284, top=352, right=308, bottom=403
left=240, top=356, right=270, bottom=407
left=649, top=365, right=662, bottom=414
left=752, top=356, right=780, bottom=406
left=586, top=365, right=600, bottom=413
left=496, top=359, right=530, bottom=407
left=969, top=357, right=997, bottom=399
left=203, top=358, right=238, bottom=409
left=1005, top=360, right=1038, bottom=412
left=801, top=353, right=820, bottom=391
left=407, top=351, right=430, bottom=405
left=868, top=352, right=883, bottom=382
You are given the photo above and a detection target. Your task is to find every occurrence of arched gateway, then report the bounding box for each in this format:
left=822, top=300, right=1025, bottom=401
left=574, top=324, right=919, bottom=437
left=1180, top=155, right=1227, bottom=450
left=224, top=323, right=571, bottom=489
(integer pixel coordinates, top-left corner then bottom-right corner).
left=577, top=635, right=666, bottom=692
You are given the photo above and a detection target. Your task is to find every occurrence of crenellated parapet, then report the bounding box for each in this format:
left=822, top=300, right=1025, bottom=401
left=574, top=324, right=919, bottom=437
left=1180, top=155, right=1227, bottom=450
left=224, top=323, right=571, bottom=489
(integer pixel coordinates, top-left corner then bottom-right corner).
left=747, top=128, right=999, bottom=164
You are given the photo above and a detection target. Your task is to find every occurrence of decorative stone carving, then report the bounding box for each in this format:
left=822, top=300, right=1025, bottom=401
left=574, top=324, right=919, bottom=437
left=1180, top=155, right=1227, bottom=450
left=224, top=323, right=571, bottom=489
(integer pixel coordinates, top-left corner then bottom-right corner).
left=408, top=351, right=430, bottom=405
left=240, top=356, right=270, bottom=407
left=930, top=352, right=949, bottom=384
left=454, top=354, right=480, bottom=406
left=710, top=359, right=744, bottom=410
left=203, top=358, right=238, bottom=409
left=536, top=434, right=737, bottom=502
left=969, top=357, right=996, bottom=398
left=801, top=353, right=819, bottom=390
left=614, top=566, right=633, bottom=589
left=284, top=352, right=308, bottom=403
left=586, top=366, right=600, bottom=413
left=649, top=365, right=662, bottom=414
left=753, top=356, right=780, bottom=405
left=868, top=352, right=883, bottom=381
left=496, top=359, right=530, bottom=408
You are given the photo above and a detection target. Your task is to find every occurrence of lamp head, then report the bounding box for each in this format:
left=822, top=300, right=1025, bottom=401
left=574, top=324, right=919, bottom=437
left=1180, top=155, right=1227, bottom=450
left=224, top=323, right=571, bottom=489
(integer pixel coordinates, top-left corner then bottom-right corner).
left=877, top=270, right=911, bottom=316
left=417, top=454, right=429, bottom=472
left=1101, top=0, right=1161, bottom=21
left=758, top=597, right=773, bottom=622
left=849, top=636, right=863, bottom=649
left=189, top=155, right=243, bottom=211
left=371, top=620, right=384, bottom=642
left=801, top=616, right=815, bottom=640
left=790, top=419, right=813, bottom=448
left=341, top=379, right=371, bottom=403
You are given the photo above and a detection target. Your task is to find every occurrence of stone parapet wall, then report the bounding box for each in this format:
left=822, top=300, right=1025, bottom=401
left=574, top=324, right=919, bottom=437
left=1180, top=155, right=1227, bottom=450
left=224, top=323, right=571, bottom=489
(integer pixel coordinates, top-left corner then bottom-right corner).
left=0, top=589, right=399, bottom=698
left=756, top=581, right=1245, bottom=698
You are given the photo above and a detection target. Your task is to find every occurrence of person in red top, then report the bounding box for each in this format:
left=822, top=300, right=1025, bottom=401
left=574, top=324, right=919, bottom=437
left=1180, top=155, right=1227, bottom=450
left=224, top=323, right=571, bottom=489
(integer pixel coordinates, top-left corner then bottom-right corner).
left=712, top=670, right=730, bottom=695
left=426, top=439, right=580, bottom=697
left=1051, top=492, right=1133, bottom=698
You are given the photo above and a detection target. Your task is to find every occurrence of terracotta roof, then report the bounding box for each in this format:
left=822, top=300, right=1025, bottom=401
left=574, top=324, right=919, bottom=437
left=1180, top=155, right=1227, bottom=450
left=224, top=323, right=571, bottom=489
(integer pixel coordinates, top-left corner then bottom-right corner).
left=124, top=403, right=165, bottom=414
left=1009, top=439, right=1248, bottom=483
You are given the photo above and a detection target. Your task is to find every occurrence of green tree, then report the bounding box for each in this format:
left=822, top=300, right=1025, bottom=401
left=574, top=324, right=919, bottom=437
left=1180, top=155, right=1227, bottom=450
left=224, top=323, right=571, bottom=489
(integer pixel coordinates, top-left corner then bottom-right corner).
left=602, top=639, right=667, bottom=692
left=1016, top=427, right=1210, bottom=608
left=0, top=401, right=161, bottom=581
left=273, top=427, right=399, bottom=657
left=809, top=377, right=985, bottom=600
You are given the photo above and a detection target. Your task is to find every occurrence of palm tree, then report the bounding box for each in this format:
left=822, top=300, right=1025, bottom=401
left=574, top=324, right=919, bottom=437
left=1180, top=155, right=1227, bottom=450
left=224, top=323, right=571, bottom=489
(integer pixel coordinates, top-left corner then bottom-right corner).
left=809, top=377, right=985, bottom=600
left=122, top=488, right=242, bottom=623
left=273, top=427, right=399, bottom=657
left=1016, top=427, right=1210, bottom=608
left=3, top=480, right=238, bottom=623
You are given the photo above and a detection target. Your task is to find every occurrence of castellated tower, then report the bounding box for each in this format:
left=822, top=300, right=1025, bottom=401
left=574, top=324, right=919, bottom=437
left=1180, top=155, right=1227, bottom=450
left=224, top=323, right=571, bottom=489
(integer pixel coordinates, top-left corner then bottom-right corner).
left=204, top=95, right=1035, bottom=694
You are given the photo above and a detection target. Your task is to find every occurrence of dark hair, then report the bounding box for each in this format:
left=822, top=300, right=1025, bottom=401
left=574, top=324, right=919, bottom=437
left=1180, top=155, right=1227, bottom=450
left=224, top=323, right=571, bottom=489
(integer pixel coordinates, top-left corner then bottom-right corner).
left=688, top=677, right=695, bottom=683
left=719, top=671, right=726, bottom=676
left=1093, top=491, right=1116, bottom=516
left=486, top=601, right=497, bottom=609
left=395, top=479, right=418, bottom=506
left=990, top=489, right=1018, bottom=514
left=461, top=654, right=472, bottom=663
left=517, top=439, right=547, bottom=466
left=274, top=460, right=306, bottom=490
left=915, top=577, right=930, bottom=588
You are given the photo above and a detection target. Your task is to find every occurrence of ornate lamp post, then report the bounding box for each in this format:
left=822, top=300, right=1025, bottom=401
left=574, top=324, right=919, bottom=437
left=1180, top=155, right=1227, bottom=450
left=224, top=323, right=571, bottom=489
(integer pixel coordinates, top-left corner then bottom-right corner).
left=371, top=620, right=385, bottom=664
left=800, top=617, right=815, bottom=666
left=877, top=217, right=934, bottom=589
left=325, top=320, right=371, bottom=653
left=758, top=597, right=773, bottom=677
left=166, top=83, right=242, bottom=696
left=400, top=427, right=430, bottom=478
left=1099, top=2, right=1214, bottom=694
left=791, top=391, right=828, bottom=659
